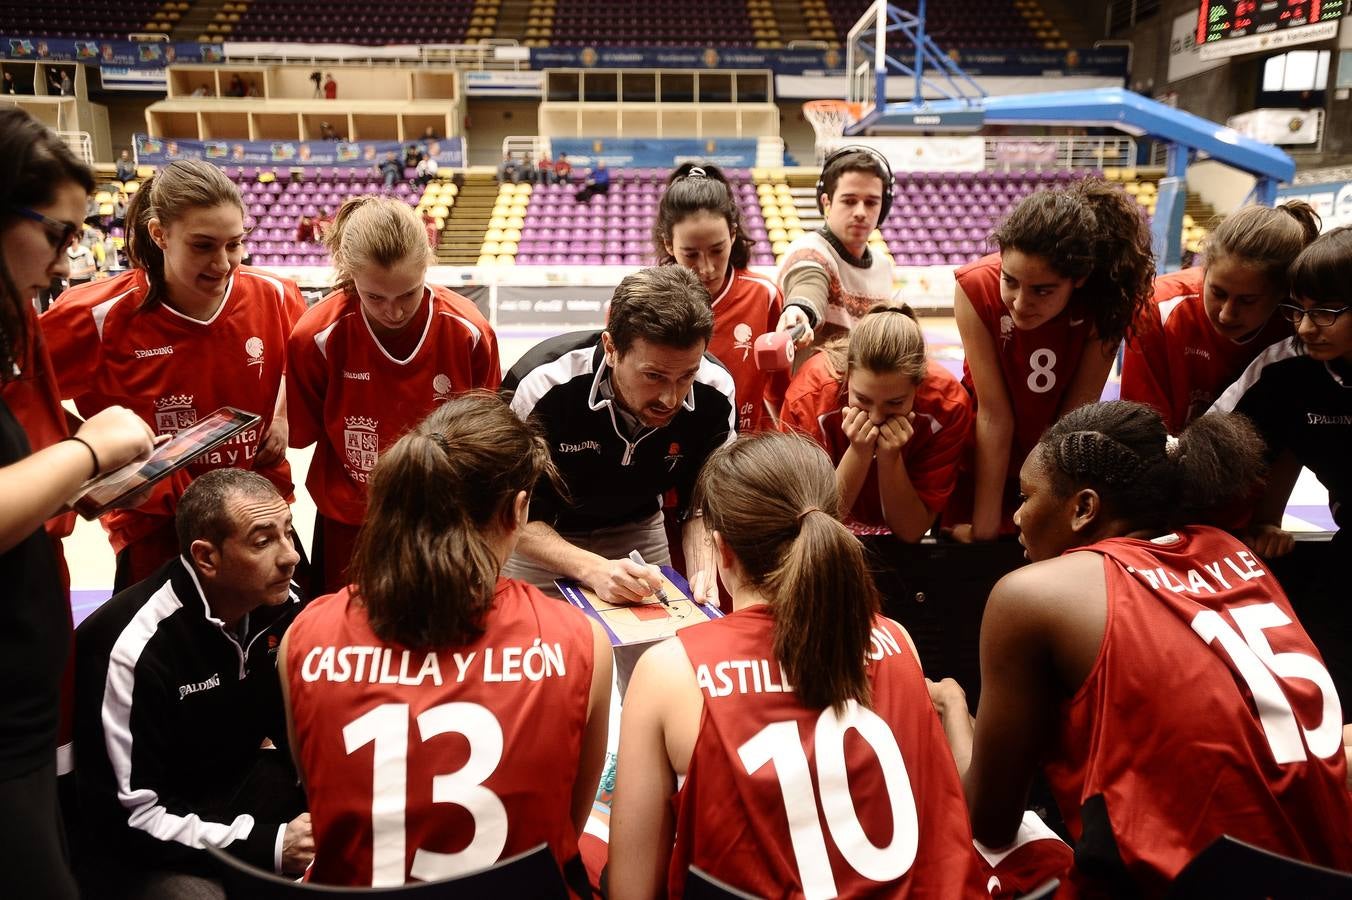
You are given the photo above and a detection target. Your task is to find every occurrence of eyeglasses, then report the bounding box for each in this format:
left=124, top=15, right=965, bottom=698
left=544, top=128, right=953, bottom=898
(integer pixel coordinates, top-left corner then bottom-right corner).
left=1277, top=303, right=1352, bottom=328
left=10, top=206, right=81, bottom=256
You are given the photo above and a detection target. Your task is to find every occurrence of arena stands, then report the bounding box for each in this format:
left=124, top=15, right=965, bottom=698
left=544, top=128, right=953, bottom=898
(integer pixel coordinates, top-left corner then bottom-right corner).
left=0, top=0, right=171, bottom=39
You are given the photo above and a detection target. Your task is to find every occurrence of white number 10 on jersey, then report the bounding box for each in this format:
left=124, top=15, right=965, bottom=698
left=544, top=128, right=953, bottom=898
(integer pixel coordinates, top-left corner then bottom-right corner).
left=738, top=701, right=919, bottom=899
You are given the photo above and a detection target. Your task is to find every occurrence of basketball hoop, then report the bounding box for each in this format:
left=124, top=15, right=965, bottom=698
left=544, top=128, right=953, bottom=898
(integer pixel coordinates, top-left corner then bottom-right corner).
left=803, top=99, right=861, bottom=163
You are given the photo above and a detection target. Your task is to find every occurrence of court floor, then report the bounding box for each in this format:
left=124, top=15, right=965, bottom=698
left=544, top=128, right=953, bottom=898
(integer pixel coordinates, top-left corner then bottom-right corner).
left=66, top=319, right=1335, bottom=623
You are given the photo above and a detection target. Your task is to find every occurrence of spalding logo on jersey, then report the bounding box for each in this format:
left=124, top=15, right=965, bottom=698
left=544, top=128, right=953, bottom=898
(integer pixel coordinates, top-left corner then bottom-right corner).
left=154, top=394, right=197, bottom=435
left=245, top=336, right=265, bottom=377
left=343, top=415, right=379, bottom=475
left=432, top=373, right=453, bottom=402
left=732, top=323, right=754, bottom=360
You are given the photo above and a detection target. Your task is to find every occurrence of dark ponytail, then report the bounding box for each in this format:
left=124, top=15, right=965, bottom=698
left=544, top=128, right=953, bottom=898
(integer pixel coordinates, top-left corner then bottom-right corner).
left=124, top=158, right=243, bottom=311
left=349, top=391, right=560, bottom=650
left=695, top=431, right=878, bottom=712
left=654, top=161, right=754, bottom=269
left=994, top=178, right=1155, bottom=345
left=0, top=108, right=93, bottom=384
left=1038, top=400, right=1266, bottom=530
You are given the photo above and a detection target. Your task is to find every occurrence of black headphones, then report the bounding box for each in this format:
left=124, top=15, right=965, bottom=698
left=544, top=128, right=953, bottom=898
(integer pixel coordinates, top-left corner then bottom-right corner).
left=814, top=144, right=895, bottom=225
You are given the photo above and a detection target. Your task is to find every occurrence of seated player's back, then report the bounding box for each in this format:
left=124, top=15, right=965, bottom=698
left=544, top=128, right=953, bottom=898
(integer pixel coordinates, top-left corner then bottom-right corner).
left=670, top=607, right=977, bottom=898
left=285, top=578, right=596, bottom=887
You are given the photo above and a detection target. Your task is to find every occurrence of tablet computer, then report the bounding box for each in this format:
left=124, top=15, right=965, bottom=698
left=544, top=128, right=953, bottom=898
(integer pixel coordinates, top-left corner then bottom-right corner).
left=72, top=406, right=262, bottom=520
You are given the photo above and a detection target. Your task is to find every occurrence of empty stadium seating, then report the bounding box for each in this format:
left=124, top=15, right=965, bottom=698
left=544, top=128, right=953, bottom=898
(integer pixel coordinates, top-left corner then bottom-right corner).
left=0, top=0, right=169, bottom=39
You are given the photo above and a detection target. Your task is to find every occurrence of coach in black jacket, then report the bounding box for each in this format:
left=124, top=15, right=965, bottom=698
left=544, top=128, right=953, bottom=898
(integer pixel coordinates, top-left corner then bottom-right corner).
left=502, top=266, right=736, bottom=606
left=74, top=469, right=311, bottom=898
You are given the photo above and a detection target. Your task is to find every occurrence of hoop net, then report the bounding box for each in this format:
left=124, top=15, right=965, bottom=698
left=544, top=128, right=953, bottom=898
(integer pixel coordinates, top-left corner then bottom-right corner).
left=803, top=99, right=861, bottom=162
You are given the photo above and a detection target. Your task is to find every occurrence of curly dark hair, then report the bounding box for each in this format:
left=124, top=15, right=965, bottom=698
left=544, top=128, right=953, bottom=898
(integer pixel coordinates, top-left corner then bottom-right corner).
left=993, top=178, right=1155, bottom=345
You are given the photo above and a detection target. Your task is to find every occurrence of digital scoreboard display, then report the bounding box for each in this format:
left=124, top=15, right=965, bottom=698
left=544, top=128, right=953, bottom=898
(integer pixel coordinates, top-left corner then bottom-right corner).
left=1197, top=0, right=1346, bottom=58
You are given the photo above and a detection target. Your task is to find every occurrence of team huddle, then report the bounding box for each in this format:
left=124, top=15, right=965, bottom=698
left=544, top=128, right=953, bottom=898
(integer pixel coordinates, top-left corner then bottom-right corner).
left=2, top=107, right=1352, bottom=898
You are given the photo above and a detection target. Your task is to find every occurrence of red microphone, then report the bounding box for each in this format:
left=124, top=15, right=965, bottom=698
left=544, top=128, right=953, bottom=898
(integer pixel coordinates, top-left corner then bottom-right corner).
left=753, top=325, right=808, bottom=372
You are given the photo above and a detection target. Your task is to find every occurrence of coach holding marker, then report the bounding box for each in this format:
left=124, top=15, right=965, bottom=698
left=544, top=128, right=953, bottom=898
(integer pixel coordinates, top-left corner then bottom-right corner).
left=501, top=266, right=735, bottom=606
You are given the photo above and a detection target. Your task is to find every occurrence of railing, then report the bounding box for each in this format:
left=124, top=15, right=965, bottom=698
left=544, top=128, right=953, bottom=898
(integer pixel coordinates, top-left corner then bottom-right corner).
left=58, top=130, right=93, bottom=166
left=223, top=40, right=525, bottom=70
left=985, top=136, right=1136, bottom=171
left=1290, top=164, right=1352, bottom=185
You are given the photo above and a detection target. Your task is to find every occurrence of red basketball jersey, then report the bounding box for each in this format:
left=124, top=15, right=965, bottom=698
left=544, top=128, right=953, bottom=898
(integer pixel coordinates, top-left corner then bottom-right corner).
left=286, top=284, right=500, bottom=525
left=706, top=268, right=786, bottom=433
left=669, top=607, right=978, bottom=899
left=285, top=579, right=596, bottom=887
left=780, top=354, right=972, bottom=527
left=956, top=253, right=1094, bottom=469
left=1049, top=526, right=1352, bottom=896
left=1120, top=267, right=1289, bottom=434
left=40, top=267, right=305, bottom=551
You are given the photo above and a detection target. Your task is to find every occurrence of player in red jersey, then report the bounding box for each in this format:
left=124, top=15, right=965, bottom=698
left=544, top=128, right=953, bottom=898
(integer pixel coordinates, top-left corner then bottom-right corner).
left=948, top=180, right=1155, bottom=541
left=609, top=431, right=979, bottom=899
left=287, top=196, right=500, bottom=593
left=929, top=401, right=1352, bottom=897
left=0, top=107, right=155, bottom=900
left=1121, top=201, right=1318, bottom=433
left=40, top=159, right=305, bottom=588
left=780, top=304, right=971, bottom=540
left=281, top=392, right=611, bottom=888
left=655, top=162, right=786, bottom=432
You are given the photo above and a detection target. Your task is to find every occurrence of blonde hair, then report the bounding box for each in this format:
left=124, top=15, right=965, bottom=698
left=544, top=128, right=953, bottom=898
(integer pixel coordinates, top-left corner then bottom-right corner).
left=325, top=195, right=433, bottom=297
left=125, top=159, right=243, bottom=310
left=824, top=303, right=927, bottom=385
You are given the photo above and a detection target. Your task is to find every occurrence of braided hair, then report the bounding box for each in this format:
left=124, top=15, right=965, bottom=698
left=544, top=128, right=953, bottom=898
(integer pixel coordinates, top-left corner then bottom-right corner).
left=1037, top=401, right=1265, bottom=530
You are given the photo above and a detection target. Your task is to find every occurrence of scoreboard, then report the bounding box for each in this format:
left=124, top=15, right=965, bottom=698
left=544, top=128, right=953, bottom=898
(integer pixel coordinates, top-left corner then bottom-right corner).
left=1197, top=0, right=1346, bottom=59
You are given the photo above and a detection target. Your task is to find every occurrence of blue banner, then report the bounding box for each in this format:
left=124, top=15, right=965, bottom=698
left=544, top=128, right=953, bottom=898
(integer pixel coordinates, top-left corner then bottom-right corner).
left=549, top=138, right=758, bottom=169
left=2, top=36, right=224, bottom=70
left=528, top=45, right=1128, bottom=77
left=133, top=135, right=467, bottom=169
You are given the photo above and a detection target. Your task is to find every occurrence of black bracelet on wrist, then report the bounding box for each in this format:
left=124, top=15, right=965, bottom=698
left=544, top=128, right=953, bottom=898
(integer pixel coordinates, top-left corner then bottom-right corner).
left=62, top=435, right=100, bottom=479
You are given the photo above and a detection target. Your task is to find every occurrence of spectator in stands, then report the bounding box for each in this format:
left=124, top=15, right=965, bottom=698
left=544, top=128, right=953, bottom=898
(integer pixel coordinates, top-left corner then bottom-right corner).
left=537, top=150, right=555, bottom=185
left=40, top=159, right=307, bottom=590
left=281, top=394, right=610, bottom=887
left=554, top=152, right=572, bottom=184
left=46, top=69, right=62, bottom=95
left=946, top=179, right=1155, bottom=542
left=414, top=154, right=438, bottom=189
left=310, top=70, right=323, bottom=97
left=519, top=153, right=538, bottom=185
left=421, top=125, right=440, bottom=141
left=294, top=215, right=315, bottom=244
left=288, top=196, right=500, bottom=593
left=1211, top=225, right=1352, bottom=558
left=75, top=469, right=313, bottom=897
left=377, top=152, right=401, bottom=191
left=323, top=73, right=337, bottom=100
left=2, top=71, right=16, bottom=94
left=574, top=160, right=610, bottom=203
left=655, top=162, right=784, bottom=433
left=64, top=237, right=96, bottom=286
left=115, top=149, right=135, bottom=183
left=313, top=206, right=333, bottom=242
left=226, top=73, right=245, bottom=97
left=500, top=266, right=732, bottom=606
left=1122, top=201, right=1319, bottom=434
left=421, top=209, right=437, bottom=248
left=775, top=147, right=896, bottom=345
left=403, top=143, right=422, bottom=171
left=111, top=191, right=128, bottom=227
left=58, top=70, right=71, bottom=96
left=781, top=304, right=972, bottom=541
left=609, top=430, right=978, bottom=897
left=318, top=121, right=338, bottom=141
left=246, top=79, right=260, bottom=98
left=190, top=83, right=210, bottom=97
left=0, top=105, right=155, bottom=900
left=929, top=401, right=1352, bottom=895
left=497, top=152, right=520, bottom=185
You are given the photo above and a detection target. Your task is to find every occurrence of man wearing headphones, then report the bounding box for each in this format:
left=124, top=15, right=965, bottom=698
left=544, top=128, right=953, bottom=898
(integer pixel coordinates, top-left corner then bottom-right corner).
left=775, top=147, right=895, bottom=344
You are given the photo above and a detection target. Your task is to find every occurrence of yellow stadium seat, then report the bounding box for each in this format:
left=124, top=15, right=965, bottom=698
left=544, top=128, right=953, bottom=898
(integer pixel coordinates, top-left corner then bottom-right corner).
left=99, top=203, right=114, bottom=217
left=507, top=215, right=526, bottom=230
left=481, top=241, right=501, bottom=255
left=476, top=255, right=496, bottom=267
left=496, top=255, right=516, bottom=266
left=434, top=217, right=445, bottom=229
left=771, top=239, right=789, bottom=255
left=432, top=204, right=450, bottom=218
left=504, top=227, right=522, bottom=242
left=768, top=227, right=788, bottom=242
left=499, top=241, right=518, bottom=254
left=485, top=228, right=504, bottom=242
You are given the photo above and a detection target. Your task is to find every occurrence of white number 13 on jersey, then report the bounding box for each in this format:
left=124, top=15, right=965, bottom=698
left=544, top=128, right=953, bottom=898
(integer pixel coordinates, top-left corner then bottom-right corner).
left=344, top=702, right=508, bottom=887
left=738, top=701, right=918, bottom=900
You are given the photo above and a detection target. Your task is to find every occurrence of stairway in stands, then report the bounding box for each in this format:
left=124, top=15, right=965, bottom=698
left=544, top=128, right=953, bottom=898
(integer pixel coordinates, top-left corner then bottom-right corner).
left=436, top=173, right=498, bottom=266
